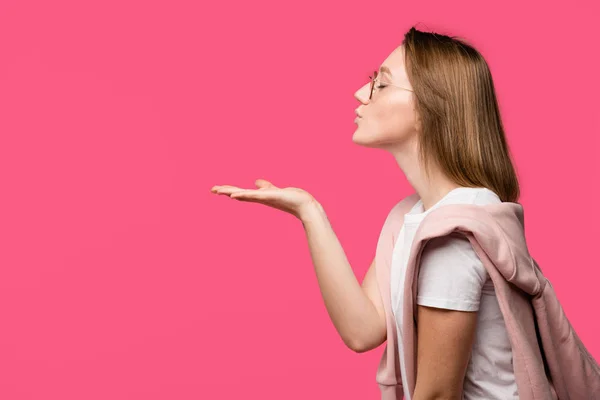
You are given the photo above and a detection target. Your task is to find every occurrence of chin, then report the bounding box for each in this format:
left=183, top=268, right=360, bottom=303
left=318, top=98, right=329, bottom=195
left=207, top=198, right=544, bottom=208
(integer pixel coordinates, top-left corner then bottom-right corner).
left=352, top=133, right=380, bottom=148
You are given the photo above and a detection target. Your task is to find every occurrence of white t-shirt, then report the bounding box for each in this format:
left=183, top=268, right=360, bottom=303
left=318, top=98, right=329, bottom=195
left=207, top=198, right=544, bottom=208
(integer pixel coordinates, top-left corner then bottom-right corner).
left=391, top=187, right=519, bottom=400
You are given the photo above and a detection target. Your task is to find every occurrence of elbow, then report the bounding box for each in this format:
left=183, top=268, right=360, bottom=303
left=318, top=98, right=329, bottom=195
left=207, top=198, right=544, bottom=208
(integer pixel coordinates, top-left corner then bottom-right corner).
left=347, top=340, right=369, bottom=353
left=344, top=336, right=375, bottom=354
left=342, top=334, right=364, bottom=353
left=349, top=342, right=370, bottom=353
left=344, top=327, right=386, bottom=353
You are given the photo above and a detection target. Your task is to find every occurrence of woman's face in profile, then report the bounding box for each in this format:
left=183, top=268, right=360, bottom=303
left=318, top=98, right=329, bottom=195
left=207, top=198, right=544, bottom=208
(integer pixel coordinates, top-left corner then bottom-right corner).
left=353, top=44, right=419, bottom=150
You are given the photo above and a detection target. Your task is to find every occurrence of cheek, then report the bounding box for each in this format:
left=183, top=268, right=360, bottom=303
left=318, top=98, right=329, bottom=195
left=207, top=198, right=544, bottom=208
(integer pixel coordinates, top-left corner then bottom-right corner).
left=378, top=100, right=416, bottom=134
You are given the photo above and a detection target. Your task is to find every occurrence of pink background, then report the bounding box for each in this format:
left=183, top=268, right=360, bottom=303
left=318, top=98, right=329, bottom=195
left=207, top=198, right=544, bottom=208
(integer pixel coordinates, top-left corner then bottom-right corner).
left=1, top=0, right=599, bottom=398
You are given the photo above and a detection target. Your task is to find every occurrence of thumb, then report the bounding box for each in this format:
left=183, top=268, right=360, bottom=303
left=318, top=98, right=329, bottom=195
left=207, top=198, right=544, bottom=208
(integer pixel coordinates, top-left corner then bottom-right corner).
left=255, top=179, right=277, bottom=189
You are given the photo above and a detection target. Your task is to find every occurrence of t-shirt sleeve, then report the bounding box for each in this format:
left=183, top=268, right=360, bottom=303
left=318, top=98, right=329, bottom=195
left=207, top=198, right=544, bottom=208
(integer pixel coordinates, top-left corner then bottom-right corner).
left=416, top=232, right=488, bottom=312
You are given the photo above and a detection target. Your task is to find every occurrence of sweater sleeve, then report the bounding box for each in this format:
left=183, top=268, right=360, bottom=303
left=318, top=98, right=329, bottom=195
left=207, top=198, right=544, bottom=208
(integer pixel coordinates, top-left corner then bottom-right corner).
left=416, top=232, right=488, bottom=312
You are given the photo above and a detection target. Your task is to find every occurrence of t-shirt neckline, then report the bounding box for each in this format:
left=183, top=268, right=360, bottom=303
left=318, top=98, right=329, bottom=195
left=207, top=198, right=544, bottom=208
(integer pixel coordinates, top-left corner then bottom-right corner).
left=404, top=187, right=492, bottom=225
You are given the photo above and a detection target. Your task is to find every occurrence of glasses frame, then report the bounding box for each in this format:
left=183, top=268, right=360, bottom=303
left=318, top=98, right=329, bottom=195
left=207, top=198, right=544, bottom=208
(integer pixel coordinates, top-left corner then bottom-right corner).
left=368, top=70, right=413, bottom=100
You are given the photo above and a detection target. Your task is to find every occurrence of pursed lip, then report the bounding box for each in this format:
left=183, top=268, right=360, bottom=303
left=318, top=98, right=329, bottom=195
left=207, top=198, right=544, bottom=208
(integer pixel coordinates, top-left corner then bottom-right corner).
left=355, top=110, right=362, bottom=118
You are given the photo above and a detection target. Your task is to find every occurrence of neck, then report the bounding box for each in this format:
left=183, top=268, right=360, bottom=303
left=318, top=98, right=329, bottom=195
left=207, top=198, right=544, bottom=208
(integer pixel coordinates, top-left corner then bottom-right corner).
left=391, top=138, right=461, bottom=212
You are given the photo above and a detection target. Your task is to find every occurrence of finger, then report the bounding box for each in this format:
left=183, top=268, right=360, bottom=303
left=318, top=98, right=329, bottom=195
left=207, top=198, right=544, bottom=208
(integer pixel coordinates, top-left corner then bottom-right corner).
left=255, top=179, right=277, bottom=189
left=213, top=185, right=245, bottom=195
left=213, top=185, right=241, bottom=190
left=230, top=189, right=269, bottom=201
left=229, top=190, right=262, bottom=202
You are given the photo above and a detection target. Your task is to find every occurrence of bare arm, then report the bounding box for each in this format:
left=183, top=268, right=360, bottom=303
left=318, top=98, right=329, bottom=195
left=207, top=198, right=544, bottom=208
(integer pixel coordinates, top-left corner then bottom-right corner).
left=412, top=305, right=478, bottom=400
left=360, top=256, right=388, bottom=350
left=300, top=201, right=386, bottom=353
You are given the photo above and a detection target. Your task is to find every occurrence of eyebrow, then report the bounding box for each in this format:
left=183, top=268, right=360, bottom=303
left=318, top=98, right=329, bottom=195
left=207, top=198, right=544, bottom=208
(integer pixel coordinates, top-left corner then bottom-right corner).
left=379, top=65, right=393, bottom=77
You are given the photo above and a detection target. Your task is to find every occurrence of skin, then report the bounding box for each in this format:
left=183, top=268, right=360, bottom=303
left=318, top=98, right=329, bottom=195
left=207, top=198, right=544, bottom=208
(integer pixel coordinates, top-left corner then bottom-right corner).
left=211, top=44, right=478, bottom=399
left=356, top=44, right=477, bottom=400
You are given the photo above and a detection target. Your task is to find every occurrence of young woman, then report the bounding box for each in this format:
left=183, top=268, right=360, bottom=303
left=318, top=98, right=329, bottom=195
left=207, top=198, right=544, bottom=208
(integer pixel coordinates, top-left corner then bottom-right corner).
left=211, top=27, right=521, bottom=399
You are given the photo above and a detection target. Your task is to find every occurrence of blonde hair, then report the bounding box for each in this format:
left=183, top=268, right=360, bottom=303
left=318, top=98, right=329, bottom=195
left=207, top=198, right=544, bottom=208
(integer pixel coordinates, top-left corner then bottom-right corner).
left=402, top=27, right=520, bottom=203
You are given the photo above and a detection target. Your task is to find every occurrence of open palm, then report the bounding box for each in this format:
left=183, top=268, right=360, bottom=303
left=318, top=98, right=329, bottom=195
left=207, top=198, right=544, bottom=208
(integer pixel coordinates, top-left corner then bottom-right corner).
left=211, top=179, right=317, bottom=220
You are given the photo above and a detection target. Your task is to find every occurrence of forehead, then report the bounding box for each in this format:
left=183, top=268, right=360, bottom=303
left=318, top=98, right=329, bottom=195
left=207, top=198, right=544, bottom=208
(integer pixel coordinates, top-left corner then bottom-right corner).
left=379, top=45, right=407, bottom=80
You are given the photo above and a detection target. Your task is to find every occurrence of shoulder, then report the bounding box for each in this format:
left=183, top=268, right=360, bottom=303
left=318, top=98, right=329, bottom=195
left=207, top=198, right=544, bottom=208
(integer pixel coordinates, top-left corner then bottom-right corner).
left=422, top=232, right=476, bottom=259
left=419, top=232, right=488, bottom=286
left=388, top=192, right=420, bottom=218
left=417, top=232, right=489, bottom=311
left=379, top=193, right=420, bottom=233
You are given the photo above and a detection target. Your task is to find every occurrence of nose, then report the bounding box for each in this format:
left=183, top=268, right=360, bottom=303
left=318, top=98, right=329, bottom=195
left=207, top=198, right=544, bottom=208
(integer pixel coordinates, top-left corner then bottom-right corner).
left=354, top=82, right=370, bottom=104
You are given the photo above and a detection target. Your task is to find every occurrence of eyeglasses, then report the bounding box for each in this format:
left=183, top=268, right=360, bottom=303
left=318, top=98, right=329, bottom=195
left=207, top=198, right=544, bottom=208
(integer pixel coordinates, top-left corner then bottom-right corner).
left=368, top=70, right=413, bottom=100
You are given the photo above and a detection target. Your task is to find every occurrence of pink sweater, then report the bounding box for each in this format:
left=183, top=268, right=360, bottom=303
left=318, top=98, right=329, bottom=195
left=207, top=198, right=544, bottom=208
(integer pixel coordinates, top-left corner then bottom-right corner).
left=374, top=193, right=600, bottom=400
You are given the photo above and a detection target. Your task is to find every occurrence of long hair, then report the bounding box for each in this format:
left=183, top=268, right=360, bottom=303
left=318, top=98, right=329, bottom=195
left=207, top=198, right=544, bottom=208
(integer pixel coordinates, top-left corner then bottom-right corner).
left=402, top=27, right=520, bottom=203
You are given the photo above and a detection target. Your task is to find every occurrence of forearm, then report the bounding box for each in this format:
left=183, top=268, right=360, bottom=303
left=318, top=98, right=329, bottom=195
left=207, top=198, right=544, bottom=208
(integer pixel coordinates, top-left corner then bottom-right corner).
left=299, top=201, right=382, bottom=351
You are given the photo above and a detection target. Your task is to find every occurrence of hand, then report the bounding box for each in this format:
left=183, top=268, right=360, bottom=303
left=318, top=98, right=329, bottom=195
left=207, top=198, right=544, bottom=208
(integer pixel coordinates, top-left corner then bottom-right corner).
left=210, top=179, right=318, bottom=221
